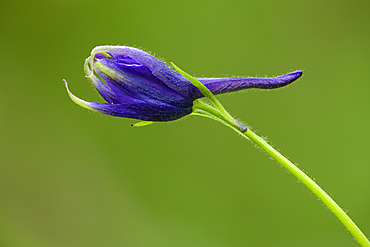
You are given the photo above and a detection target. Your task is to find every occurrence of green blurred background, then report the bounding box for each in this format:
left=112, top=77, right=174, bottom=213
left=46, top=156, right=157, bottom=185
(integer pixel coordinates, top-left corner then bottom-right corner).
left=1, top=0, right=369, bottom=246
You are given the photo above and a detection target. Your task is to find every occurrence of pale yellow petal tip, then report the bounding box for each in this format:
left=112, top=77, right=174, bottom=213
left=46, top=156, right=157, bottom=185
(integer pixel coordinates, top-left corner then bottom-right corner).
left=64, top=79, right=95, bottom=112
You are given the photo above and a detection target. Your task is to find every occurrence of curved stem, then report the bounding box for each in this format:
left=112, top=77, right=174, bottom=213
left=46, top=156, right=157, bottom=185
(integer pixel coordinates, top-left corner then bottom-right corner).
left=242, top=129, right=370, bottom=247
left=192, top=100, right=369, bottom=246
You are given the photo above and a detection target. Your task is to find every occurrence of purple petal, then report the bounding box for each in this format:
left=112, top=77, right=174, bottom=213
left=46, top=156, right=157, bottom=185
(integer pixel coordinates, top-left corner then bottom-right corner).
left=87, top=100, right=193, bottom=121
left=93, top=57, right=194, bottom=107
left=85, top=58, right=120, bottom=104
left=195, top=70, right=303, bottom=98
left=93, top=46, right=196, bottom=99
left=65, top=79, right=192, bottom=121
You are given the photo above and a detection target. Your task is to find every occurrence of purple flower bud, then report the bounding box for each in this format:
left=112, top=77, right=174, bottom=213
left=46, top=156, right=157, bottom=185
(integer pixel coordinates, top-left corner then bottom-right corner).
left=65, top=46, right=302, bottom=122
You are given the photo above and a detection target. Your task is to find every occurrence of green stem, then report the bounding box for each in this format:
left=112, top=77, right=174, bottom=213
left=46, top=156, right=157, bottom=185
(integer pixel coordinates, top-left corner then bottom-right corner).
left=192, top=100, right=369, bottom=246
left=242, top=129, right=370, bottom=247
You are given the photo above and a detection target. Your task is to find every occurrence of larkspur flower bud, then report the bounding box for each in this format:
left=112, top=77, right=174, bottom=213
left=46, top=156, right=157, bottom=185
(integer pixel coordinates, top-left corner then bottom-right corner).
left=65, top=45, right=302, bottom=122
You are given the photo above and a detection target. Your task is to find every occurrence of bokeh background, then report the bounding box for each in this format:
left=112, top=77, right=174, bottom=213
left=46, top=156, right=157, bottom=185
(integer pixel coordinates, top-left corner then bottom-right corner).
left=1, top=0, right=369, bottom=246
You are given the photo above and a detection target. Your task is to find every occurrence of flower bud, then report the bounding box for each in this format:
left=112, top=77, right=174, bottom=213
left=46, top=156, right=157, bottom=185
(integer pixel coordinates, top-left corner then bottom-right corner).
left=65, top=46, right=302, bottom=122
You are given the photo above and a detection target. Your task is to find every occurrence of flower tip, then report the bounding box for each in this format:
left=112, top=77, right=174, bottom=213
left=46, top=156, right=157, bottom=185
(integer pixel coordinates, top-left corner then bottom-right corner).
left=278, top=70, right=303, bottom=85
left=64, top=79, right=97, bottom=112
left=295, top=70, right=303, bottom=77
left=63, top=79, right=71, bottom=93
left=63, top=79, right=72, bottom=94
left=290, top=70, right=303, bottom=80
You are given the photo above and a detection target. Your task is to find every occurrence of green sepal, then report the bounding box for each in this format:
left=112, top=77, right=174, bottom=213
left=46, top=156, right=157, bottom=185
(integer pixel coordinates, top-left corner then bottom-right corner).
left=192, top=100, right=249, bottom=138
left=131, top=121, right=154, bottom=127
left=171, top=62, right=247, bottom=132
